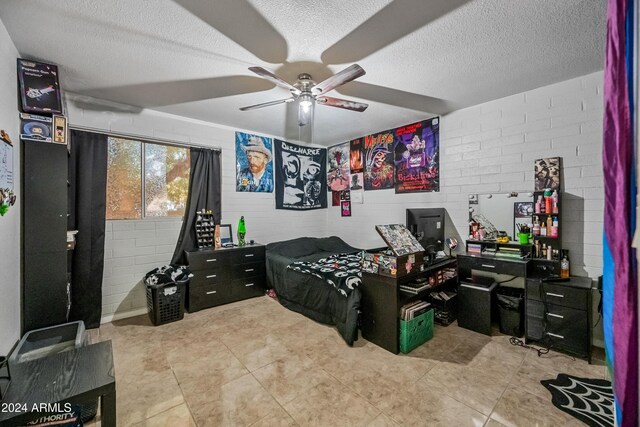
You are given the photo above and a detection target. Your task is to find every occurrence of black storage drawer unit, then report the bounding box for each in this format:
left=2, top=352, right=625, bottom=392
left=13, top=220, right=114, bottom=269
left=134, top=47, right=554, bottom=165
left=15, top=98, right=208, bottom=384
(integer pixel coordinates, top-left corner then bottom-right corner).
left=185, top=244, right=266, bottom=312
left=457, top=277, right=497, bottom=336
left=457, top=254, right=528, bottom=278
left=525, top=277, right=592, bottom=361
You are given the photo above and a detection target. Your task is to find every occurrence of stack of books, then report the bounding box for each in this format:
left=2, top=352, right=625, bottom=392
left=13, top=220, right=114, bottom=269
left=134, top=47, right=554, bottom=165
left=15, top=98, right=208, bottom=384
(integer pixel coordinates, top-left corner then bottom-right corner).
left=467, top=243, right=482, bottom=254
left=495, top=247, right=524, bottom=259
left=483, top=247, right=497, bottom=255
left=400, top=300, right=431, bottom=321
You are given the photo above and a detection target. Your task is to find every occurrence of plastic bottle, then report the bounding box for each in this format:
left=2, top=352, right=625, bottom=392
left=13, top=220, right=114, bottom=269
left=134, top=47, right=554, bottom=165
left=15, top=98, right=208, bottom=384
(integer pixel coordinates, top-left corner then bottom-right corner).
left=545, top=196, right=552, bottom=214
left=535, top=198, right=541, bottom=214
left=551, top=217, right=559, bottom=238
left=560, top=251, right=570, bottom=278
left=238, top=216, right=247, bottom=246
left=532, top=217, right=540, bottom=236
left=552, top=190, right=559, bottom=214
left=547, top=245, right=553, bottom=260
left=539, top=195, right=546, bottom=214
left=541, top=243, right=547, bottom=258
left=540, top=222, right=547, bottom=237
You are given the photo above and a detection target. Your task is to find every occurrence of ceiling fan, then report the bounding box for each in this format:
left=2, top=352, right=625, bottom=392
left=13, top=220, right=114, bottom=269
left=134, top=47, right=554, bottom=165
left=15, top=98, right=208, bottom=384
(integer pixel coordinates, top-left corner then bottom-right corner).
left=240, top=64, right=369, bottom=126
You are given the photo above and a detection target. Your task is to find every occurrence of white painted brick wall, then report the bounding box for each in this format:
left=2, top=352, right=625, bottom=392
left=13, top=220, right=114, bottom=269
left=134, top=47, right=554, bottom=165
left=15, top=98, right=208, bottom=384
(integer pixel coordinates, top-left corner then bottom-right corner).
left=66, top=94, right=329, bottom=321
left=67, top=71, right=605, bottom=330
left=329, top=71, right=604, bottom=283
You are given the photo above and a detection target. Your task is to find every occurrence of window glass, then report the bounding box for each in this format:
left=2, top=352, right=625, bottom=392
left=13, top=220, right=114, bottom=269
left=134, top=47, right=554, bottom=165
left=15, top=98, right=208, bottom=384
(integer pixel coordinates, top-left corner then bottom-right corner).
left=106, top=137, right=142, bottom=220
left=144, top=144, right=190, bottom=217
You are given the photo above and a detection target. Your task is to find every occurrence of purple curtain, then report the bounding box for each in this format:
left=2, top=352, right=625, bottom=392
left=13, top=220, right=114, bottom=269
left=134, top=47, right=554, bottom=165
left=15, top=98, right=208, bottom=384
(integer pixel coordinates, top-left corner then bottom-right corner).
left=603, top=0, right=638, bottom=425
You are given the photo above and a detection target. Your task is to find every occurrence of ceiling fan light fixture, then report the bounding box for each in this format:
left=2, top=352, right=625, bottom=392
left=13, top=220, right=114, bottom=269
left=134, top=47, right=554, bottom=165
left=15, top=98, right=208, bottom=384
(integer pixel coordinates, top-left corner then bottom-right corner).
left=299, top=93, right=313, bottom=113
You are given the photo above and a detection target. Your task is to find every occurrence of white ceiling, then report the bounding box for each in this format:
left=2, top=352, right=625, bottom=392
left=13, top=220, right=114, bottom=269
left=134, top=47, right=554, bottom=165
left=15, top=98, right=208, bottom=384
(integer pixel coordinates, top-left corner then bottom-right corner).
left=0, top=0, right=606, bottom=145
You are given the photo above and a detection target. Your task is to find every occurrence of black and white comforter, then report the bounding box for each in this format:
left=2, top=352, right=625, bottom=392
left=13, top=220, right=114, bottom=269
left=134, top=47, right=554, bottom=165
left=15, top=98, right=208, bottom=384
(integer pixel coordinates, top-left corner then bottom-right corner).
left=287, top=253, right=362, bottom=298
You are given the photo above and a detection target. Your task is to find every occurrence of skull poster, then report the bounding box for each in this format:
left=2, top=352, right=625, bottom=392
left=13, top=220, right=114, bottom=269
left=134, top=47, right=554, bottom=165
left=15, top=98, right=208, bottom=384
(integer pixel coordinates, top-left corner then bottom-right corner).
left=327, top=142, right=350, bottom=191
left=364, top=130, right=395, bottom=190
left=275, top=139, right=327, bottom=210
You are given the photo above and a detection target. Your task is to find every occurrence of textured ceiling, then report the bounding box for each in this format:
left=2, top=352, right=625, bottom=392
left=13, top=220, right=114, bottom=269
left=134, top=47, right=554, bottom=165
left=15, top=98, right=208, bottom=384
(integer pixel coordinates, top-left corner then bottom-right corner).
left=0, top=0, right=606, bottom=145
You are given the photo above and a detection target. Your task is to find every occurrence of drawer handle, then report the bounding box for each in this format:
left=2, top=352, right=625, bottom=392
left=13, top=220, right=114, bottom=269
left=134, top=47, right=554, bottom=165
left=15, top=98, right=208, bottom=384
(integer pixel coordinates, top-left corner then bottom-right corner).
left=546, top=332, right=564, bottom=339
left=206, top=290, right=217, bottom=295
left=206, top=274, right=217, bottom=279
left=546, top=292, right=564, bottom=298
left=245, top=254, right=255, bottom=258
left=245, top=283, right=255, bottom=287
left=547, top=313, right=564, bottom=319
left=206, top=258, right=217, bottom=262
left=245, top=268, right=255, bottom=272
left=481, top=264, right=495, bottom=268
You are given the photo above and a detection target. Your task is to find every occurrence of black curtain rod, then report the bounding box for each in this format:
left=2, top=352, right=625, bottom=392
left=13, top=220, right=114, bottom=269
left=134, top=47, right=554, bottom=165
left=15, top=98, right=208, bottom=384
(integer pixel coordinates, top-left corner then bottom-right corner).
left=68, top=125, right=222, bottom=152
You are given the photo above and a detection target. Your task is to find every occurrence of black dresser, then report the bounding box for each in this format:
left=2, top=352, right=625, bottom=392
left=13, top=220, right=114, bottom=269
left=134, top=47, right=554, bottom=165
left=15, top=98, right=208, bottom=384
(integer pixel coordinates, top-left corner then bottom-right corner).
left=184, top=244, right=266, bottom=312
left=525, top=276, right=593, bottom=361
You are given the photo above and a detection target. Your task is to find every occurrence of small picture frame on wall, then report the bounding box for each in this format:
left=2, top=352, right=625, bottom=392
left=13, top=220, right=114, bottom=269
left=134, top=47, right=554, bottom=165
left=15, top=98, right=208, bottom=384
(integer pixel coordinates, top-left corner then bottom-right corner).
left=534, top=157, right=561, bottom=191
left=341, top=200, right=351, bottom=217
left=20, top=113, right=53, bottom=143
left=53, top=115, right=67, bottom=145
left=17, top=59, right=63, bottom=114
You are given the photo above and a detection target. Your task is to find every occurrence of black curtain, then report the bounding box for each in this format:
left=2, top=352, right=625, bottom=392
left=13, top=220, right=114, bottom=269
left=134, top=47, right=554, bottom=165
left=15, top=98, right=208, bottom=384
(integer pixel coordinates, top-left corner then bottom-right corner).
left=171, top=148, right=222, bottom=265
left=68, top=130, right=108, bottom=329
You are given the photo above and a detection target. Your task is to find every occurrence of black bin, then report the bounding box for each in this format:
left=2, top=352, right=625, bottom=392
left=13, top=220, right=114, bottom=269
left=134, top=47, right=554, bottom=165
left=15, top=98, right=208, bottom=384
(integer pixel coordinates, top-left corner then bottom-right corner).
left=497, top=286, right=524, bottom=337
left=144, top=265, right=190, bottom=326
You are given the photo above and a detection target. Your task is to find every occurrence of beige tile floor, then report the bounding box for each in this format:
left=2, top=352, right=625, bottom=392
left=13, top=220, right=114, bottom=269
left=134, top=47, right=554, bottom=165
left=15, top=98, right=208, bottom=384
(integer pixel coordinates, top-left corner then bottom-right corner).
left=85, top=296, right=607, bottom=427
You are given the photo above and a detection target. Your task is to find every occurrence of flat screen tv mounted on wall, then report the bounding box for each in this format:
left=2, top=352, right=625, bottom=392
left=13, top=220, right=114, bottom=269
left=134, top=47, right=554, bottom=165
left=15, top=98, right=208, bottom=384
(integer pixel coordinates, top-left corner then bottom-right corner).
left=406, top=208, right=445, bottom=256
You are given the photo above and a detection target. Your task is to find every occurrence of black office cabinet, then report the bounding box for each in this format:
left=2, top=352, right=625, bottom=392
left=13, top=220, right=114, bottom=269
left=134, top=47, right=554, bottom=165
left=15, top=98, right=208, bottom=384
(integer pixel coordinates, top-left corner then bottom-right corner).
left=184, top=244, right=266, bottom=312
left=525, top=277, right=592, bottom=361
left=457, top=277, right=497, bottom=336
left=22, top=140, right=69, bottom=333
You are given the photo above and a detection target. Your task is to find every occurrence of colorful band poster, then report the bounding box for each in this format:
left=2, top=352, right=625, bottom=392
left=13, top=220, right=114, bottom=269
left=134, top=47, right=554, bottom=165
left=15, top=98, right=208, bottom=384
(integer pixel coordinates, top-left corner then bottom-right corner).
left=364, top=130, right=395, bottom=190
left=274, top=139, right=327, bottom=210
left=327, top=142, right=350, bottom=192
left=350, top=138, right=364, bottom=173
left=393, top=118, right=440, bottom=193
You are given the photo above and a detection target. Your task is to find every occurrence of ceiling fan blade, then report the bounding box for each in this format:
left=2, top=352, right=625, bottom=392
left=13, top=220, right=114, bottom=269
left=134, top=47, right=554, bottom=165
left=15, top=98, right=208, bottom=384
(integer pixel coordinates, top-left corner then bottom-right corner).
left=249, top=67, right=301, bottom=94
left=173, top=0, right=287, bottom=64
left=312, top=64, right=366, bottom=95
left=239, top=97, right=295, bottom=111
left=316, top=96, right=368, bottom=112
left=336, top=81, right=459, bottom=114
left=321, top=0, right=471, bottom=64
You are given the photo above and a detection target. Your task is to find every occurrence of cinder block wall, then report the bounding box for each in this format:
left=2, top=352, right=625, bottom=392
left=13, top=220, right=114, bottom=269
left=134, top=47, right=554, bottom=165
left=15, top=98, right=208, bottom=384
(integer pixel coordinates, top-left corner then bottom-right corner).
left=330, top=71, right=604, bottom=282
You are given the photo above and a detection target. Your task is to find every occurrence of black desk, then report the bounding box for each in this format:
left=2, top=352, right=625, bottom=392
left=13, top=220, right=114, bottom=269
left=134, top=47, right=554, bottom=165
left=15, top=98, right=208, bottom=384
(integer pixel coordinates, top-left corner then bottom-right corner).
left=0, top=341, right=116, bottom=427
left=360, top=257, right=457, bottom=354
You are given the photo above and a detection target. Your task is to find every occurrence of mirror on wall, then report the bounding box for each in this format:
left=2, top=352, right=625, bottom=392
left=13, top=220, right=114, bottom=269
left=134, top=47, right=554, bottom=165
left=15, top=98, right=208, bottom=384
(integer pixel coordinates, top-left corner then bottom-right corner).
left=468, top=192, right=533, bottom=240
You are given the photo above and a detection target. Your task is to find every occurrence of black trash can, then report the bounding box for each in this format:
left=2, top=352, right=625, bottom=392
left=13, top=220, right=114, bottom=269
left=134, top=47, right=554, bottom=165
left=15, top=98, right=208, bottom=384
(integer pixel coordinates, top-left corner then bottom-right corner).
left=496, top=286, right=524, bottom=337
left=144, top=265, right=191, bottom=326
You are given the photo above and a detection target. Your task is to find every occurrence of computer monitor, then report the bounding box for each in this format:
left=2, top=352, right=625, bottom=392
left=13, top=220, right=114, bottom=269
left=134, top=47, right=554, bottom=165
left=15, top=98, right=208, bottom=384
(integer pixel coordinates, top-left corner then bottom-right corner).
left=406, top=208, right=445, bottom=255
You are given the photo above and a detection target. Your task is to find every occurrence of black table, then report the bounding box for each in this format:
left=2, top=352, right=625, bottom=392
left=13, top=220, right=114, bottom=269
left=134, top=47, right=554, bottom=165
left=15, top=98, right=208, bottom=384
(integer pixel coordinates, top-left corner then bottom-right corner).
left=0, top=341, right=116, bottom=427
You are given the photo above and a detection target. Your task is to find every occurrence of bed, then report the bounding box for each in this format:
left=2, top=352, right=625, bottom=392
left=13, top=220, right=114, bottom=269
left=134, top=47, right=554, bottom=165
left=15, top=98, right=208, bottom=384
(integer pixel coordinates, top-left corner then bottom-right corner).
left=265, top=236, right=362, bottom=345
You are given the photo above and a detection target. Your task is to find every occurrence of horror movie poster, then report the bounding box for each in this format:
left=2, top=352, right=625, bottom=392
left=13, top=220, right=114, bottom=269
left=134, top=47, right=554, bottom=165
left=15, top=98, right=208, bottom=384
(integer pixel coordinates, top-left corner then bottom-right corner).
left=274, top=139, right=327, bottom=210
left=350, top=138, right=364, bottom=173
left=327, top=142, right=350, bottom=192
left=393, top=118, right=440, bottom=193
left=364, top=130, right=395, bottom=190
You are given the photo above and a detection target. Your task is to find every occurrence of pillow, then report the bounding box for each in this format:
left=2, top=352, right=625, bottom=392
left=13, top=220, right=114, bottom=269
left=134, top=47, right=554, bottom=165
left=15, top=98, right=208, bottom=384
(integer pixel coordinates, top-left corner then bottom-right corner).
left=267, top=237, right=319, bottom=258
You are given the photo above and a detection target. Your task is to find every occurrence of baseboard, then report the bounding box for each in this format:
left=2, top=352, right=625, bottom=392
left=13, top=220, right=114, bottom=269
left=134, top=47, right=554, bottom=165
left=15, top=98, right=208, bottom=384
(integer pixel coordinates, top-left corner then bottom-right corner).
left=101, top=307, right=148, bottom=324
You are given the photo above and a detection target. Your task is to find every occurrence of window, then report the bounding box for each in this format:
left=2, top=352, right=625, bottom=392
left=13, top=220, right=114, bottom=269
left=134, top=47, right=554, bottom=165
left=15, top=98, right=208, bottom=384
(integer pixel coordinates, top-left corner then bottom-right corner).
left=106, top=137, right=190, bottom=220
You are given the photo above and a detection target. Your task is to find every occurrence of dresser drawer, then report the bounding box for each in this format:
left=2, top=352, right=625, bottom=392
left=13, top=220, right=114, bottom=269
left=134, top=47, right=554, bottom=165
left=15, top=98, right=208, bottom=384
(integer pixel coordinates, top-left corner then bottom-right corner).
left=186, top=250, right=232, bottom=271
left=526, top=280, right=588, bottom=310
left=544, top=304, right=589, bottom=356
left=187, top=283, right=231, bottom=312
left=232, top=261, right=265, bottom=280
left=189, top=269, right=230, bottom=287
left=234, top=246, right=265, bottom=263
left=231, top=277, right=265, bottom=300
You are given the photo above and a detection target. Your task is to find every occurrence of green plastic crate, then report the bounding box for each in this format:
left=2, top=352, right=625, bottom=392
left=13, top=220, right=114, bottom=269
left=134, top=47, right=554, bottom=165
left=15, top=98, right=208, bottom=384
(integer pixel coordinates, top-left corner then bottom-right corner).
left=399, top=309, right=434, bottom=354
